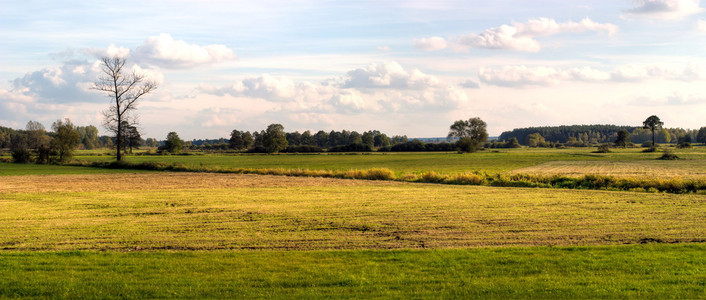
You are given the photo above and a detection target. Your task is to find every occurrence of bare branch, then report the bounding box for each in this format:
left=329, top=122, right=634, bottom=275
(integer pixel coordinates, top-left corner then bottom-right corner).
left=93, top=55, right=158, bottom=161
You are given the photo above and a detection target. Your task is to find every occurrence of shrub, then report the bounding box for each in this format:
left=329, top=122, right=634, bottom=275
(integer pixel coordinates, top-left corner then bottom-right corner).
left=642, top=146, right=657, bottom=153
left=419, top=171, right=446, bottom=183
left=594, top=144, right=612, bottom=153
left=446, top=173, right=485, bottom=185
left=11, top=148, right=31, bottom=163
left=658, top=150, right=679, bottom=160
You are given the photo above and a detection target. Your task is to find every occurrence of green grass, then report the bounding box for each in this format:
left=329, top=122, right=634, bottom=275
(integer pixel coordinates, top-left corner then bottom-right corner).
left=0, top=162, right=147, bottom=176
left=1, top=244, right=703, bottom=299
left=72, top=147, right=706, bottom=176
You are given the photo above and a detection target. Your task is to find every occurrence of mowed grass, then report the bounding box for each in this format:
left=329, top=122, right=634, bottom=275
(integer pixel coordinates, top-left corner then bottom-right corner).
left=1, top=173, right=704, bottom=251
left=1, top=244, right=704, bottom=299
left=514, top=160, right=706, bottom=179
left=0, top=162, right=147, bottom=176
left=73, top=146, right=706, bottom=177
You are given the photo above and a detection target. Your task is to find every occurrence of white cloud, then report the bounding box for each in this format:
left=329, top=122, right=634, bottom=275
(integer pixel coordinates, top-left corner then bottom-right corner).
left=479, top=64, right=704, bottom=87
left=132, top=33, right=236, bottom=68
left=377, top=45, right=391, bottom=51
left=343, top=61, right=440, bottom=89
left=417, top=18, right=617, bottom=52
left=460, top=80, right=480, bottom=89
left=624, top=0, right=703, bottom=20
left=413, top=37, right=449, bottom=51
left=199, top=61, right=467, bottom=115
left=331, top=90, right=367, bottom=113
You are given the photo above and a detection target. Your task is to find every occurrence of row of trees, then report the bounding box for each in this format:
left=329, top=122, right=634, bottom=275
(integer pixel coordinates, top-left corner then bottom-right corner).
left=6, top=119, right=81, bottom=163
left=498, top=122, right=706, bottom=147
left=228, top=125, right=411, bottom=153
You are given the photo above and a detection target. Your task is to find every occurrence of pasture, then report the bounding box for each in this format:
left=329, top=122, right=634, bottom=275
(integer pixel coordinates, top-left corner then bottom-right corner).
left=71, top=146, right=706, bottom=178
left=1, top=147, right=705, bottom=298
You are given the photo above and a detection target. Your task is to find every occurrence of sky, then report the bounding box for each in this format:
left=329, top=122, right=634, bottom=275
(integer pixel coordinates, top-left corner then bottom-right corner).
left=2, top=0, right=706, bottom=139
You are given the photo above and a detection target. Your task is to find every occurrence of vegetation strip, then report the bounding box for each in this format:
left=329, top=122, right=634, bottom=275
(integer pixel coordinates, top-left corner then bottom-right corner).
left=71, top=160, right=706, bottom=194
left=1, top=244, right=704, bottom=299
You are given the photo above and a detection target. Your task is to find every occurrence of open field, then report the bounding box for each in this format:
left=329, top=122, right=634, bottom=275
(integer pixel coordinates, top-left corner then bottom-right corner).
left=514, top=160, right=706, bottom=179
left=71, top=147, right=706, bottom=178
left=0, top=162, right=146, bottom=176
left=2, top=245, right=704, bottom=299
left=1, top=149, right=705, bottom=298
left=1, top=173, right=704, bottom=251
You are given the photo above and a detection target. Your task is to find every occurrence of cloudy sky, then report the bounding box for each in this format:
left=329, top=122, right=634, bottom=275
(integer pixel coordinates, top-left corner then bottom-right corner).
left=2, top=0, right=706, bottom=139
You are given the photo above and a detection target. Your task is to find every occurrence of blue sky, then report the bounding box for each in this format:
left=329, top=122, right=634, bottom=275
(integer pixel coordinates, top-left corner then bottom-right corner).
left=2, top=0, right=706, bottom=139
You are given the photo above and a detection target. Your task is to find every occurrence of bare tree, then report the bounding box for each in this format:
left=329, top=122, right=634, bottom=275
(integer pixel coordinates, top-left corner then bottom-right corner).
left=93, top=56, right=157, bottom=161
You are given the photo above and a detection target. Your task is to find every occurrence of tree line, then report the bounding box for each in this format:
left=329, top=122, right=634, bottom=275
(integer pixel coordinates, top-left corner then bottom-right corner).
left=498, top=124, right=706, bottom=147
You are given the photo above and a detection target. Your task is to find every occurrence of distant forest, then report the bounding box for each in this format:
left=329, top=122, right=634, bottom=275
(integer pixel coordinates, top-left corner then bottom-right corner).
left=498, top=125, right=701, bottom=146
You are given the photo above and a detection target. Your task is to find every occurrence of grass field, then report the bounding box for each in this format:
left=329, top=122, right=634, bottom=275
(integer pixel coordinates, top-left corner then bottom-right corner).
left=1, top=148, right=705, bottom=298
left=2, top=245, right=704, bottom=299
left=71, top=147, right=706, bottom=178
left=1, top=173, right=704, bottom=251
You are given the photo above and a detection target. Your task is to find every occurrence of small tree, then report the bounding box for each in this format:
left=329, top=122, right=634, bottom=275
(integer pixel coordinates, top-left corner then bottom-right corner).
left=163, top=132, right=184, bottom=154
left=229, top=130, right=246, bottom=150
left=642, top=115, right=663, bottom=147
left=614, top=129, right=631, bottom=148
left=697, top=127, right=706, bottom=145
left=262, top=124, right=288, bottom=153
left=506, top=137, right=521, bottom=148
left=526, top=133, right=546, bottom=147
left=448, top=117, right=488, bottom=153
left=50, top=118, right=80, bottom=162
left=677, top=134, right=692, bottom=149
left=93, top=56, right=157, bottom=161
left=144, top=138, right=158, bottom=148
left=25, top=120, right=50, bottom=150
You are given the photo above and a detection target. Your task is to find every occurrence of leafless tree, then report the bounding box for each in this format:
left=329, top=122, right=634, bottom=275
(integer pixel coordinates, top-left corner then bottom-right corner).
left=92, top=56, right=157, bottom=161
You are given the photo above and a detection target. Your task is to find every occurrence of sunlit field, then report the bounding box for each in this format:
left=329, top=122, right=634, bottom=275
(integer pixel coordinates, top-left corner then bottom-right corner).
left=69, top=146, right=706, bottom=177
left=1, top=147, right=705, bottom=298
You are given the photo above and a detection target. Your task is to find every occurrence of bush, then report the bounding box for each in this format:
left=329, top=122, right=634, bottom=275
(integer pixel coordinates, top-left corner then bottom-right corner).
left=594, top=144, right=612, bottom=153
left=11, top=148, right=31, bottom=163
left=658, top=150, right=679, bottom=160
left=642, top=146, right=657, bottom=153
left=418, top=171, right=446, bottom=183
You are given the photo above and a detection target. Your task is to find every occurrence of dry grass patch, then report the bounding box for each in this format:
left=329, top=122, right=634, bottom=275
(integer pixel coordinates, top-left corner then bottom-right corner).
left=1, top=173, right=704, bottom=251
left=513, top=160, right=706, bottom=179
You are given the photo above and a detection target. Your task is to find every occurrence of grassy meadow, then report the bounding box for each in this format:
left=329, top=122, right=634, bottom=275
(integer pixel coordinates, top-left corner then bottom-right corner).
left=71, top=146, right=706, bottom=178
left=1, top=147, right=705, bottom=298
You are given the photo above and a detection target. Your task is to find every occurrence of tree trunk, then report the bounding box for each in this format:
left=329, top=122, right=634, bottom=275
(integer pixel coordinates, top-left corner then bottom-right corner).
left=116, top=114, right=122, bottom=161
left=652, top=128, right=655, bottom=147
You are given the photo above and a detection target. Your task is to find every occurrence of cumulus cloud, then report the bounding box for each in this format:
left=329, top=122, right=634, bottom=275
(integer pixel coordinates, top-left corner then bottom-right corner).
left=416, top=18, right=617, bottom=52
left=479, top=66, right=609, bottom=87
left=478, top=64, right=706, bottom=87
left=413, top=37, right=448, bottom=51
left=460, top=80, right=480, bottom=89
left=132, top=33, right=236, bottom=68
left=624, top=0, right=703, bottom=20
left=342, top=61, right=439, bottom=89
left=200, top=61, right=467, bottom=114
left=7, top=59, right=164, bottom=104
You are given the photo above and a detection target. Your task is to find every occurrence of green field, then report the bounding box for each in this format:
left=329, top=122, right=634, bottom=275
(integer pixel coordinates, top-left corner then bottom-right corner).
left=2, top=245, right=704, bottom=299
left=1, top=148, right=705, bottom=298
left=71, top=147, right=706, bottom=177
